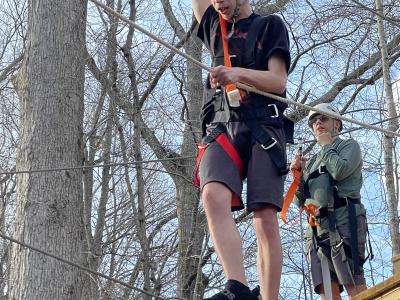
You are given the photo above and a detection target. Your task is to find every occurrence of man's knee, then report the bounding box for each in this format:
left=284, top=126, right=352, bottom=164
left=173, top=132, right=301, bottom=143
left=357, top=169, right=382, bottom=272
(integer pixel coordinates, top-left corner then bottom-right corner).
left=202, top=182, right=232, bottom=216
left=253, top=206, right=279, bottom=239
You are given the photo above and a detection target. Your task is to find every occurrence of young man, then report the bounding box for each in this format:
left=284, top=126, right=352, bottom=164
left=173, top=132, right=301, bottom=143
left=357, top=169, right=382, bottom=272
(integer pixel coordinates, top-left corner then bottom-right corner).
left=192, top=0, right=291, bottom=299
left=290, top=103, right=368, bottom=299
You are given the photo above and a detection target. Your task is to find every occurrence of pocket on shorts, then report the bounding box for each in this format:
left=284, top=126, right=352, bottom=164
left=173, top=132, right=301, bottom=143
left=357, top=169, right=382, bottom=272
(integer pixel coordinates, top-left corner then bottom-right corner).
left=337, top=214, right=367, bottom=264
left=331, top=243, right=354, bottom=285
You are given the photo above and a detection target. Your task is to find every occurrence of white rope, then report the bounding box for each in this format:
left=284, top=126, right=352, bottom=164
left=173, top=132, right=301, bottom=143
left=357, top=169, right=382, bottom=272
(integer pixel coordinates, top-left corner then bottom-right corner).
left=293, top=115, right=400, bottom=146
left=89, top=0, right=400, bottom=138
left=0, top=156, right=195, bottom=176
left=0, top=232, right=182, bottom=300
left=90, top=0, right=210, bottom=71
left=239, top=83, right=400, bottom=137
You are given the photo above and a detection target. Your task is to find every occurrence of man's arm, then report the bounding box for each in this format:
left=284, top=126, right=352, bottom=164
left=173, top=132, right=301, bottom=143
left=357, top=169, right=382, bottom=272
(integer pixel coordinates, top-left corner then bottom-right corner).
left=293, top=179, right=306, bottom=208
left=192, top=0, right=211, bottom=23
left=322, top=139, right=362, bottom=181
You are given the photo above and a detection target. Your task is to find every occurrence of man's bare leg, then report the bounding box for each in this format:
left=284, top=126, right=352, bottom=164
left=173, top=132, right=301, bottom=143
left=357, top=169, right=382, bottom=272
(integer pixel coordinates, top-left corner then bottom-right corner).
left=253, top=207, right=282, bottom=300
left=202, top=182, right=247, bottom=284
left=318, top=282, right=342, bottom=300
left=345, top=284, right=367, bottom=297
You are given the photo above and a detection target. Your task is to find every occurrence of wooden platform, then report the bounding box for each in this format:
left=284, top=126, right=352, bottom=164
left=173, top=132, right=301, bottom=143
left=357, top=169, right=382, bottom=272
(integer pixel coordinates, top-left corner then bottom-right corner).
left=351, top=272, right=400, bottom=300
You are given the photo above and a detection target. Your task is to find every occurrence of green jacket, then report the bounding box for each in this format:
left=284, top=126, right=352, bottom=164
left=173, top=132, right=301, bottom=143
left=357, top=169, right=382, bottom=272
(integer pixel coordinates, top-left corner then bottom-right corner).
left=294, top=137, right=366, bottom=237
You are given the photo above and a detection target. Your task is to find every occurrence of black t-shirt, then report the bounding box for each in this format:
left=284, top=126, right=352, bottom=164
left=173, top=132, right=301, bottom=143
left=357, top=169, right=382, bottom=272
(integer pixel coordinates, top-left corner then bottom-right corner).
left=197, top=5, right=291, bottom=73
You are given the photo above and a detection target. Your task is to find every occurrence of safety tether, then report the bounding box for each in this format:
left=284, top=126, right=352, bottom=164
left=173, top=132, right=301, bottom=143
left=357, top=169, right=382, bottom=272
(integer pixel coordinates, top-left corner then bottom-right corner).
left=219, top=14, right=235, bottom=93
left=280, top=139, right=303, bottom=224
left=218, top=14, right=247, bottom=107
left=280, top=168, right=302, bottom=224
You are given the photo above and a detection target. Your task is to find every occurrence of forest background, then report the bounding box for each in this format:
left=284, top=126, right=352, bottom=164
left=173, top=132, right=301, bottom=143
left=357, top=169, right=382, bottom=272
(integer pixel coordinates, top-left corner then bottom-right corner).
left=0, top=0, right=399, bottom=299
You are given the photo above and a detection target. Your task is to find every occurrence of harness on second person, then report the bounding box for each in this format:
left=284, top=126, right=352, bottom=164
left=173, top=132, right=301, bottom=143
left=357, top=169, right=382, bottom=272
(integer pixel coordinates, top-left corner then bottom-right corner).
left=302, top=160, right=373, bottom=292
left=194, top=12, right=294, bottom=202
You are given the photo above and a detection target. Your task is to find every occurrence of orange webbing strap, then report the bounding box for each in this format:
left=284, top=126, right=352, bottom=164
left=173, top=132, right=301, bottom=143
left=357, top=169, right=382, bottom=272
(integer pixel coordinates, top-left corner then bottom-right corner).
left=194, top=144, right=206, bottom=187
left=300, top=204, right=321, bottom=227
left=216, top=133, right=244, bottom=208
left=219, top=15, right=250, bottom=103
left=193, top=132, right=244, bottom=209
left=218, top=14, right=237, bottom=94
left=215, top=133, right=244, bottom=177
left=280, top=169, right=301, bottom=224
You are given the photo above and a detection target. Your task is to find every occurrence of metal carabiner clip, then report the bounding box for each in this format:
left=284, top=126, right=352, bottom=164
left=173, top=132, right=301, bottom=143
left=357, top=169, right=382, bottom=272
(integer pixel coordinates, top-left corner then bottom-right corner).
left=297, top=137, right=303, bottom=157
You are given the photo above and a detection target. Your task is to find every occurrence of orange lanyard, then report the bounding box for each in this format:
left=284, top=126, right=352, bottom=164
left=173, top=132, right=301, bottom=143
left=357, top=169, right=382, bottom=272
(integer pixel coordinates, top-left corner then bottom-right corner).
left=281, top=141, right=304, bottom=225
left=280, top=169, right=302, bottom=224
left=218, top=14, right=237, bottom=93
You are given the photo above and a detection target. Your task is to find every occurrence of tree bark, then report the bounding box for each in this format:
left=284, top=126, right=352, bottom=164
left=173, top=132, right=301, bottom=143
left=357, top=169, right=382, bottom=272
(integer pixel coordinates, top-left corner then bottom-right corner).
left=375, top=0, right=400, bottom=257
left=8, top=0, right=88, bottom=299
left=175, top=32, right=208, bottom=300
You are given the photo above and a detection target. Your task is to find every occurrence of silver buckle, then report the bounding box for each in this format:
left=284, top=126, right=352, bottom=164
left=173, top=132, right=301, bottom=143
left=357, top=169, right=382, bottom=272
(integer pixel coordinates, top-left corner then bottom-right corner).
left=268, top=104, right=279, bottom=118
left=261, top=138, right=277, bottom=150
left=318, top=165, right=326, bottom=174
left=334, top=240, right=344, bottom=250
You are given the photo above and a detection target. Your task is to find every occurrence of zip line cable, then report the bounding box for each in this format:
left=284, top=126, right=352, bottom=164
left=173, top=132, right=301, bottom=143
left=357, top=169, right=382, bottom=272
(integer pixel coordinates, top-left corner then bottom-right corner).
left=0, top=156, right=195, bottom=176
left=90, top=0, right=210, bottom=71
left=292, top=114, right=400, bottom=146
left=1, top=115, right=398, bottom=177
left=237, top=83, right=400, bottom=137
left=89, top=0, right=400, bottom=139
left=0, top=231, right=183, bottom=300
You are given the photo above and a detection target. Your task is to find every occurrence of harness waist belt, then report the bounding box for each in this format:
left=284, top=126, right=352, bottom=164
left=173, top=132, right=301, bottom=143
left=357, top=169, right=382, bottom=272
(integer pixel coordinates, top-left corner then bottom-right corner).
left=318, top=197, right=361, bottom=218
left=334, top=197, right=361, bottom=209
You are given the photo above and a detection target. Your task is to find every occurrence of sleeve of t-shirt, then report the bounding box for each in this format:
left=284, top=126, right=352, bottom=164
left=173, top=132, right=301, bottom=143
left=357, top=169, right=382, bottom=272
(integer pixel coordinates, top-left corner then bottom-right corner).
left=196, top=5, right=218, bottom=51
left=259, top=15, right=291, bottom=72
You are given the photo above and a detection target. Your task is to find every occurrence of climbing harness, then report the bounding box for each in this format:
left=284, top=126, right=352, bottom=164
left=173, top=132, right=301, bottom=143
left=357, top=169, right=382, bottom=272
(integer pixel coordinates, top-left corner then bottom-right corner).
left=194, top=10, right=294, bottom=202
left=194, top=123, right=244, bottom=209
left=302, top=203, right=321, bottom=227
left=304, top=163, right=370, bottom=289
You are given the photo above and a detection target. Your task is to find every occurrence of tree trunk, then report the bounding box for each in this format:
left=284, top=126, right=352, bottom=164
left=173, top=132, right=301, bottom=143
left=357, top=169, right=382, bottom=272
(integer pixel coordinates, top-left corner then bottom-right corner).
left=9, top=0, right=88, bottom=299
left=375, top=0, right=400, bottom=257
left=175, top=32, right=208, bottom=300
left=0, top=176, right=14, bottom=299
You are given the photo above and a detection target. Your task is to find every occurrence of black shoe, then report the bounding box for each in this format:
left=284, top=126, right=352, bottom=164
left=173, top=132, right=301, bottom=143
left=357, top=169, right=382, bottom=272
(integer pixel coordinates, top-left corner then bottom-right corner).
left=251, top=286, right=261, bottom=299
left=204, top=280, right=258, bottom=300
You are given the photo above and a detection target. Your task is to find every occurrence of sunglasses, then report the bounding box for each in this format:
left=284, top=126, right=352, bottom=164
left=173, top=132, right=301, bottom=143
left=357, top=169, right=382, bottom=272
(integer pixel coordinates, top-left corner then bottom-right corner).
left=308, top=115, right=331, bottom=127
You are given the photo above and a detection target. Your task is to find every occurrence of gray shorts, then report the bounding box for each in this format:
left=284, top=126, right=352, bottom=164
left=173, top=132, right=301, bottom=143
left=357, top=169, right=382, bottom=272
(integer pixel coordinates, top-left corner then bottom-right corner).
left=199, top=121, right=286, bottom=211
left=306, top=214, right=368, bottom=293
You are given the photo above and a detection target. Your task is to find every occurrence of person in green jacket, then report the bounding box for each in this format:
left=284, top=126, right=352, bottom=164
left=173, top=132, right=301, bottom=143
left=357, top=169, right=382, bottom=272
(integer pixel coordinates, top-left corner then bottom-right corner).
left=290, top=103, right=368, bottom=299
